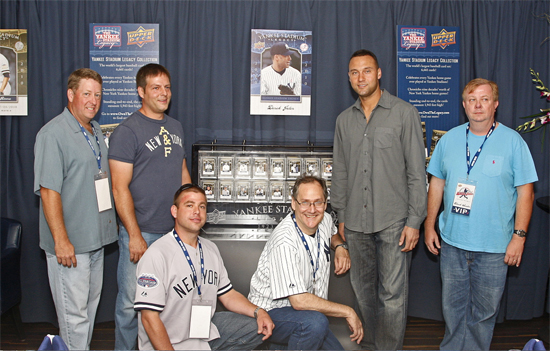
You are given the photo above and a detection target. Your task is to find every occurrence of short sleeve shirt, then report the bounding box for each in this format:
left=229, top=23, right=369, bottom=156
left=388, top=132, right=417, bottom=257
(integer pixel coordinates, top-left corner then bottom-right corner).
left=248, top=213, right=336, bottom=311
left=134, top=233, right=232, bottom=350
left=34, top=108, right=117, bottom=254
left=108, top=111, right=186, bottom=233
left=427, top=123, right=538, bottom=253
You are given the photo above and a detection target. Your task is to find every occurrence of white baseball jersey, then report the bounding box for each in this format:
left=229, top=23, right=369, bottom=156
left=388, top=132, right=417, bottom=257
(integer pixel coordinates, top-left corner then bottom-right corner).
left=134, top=232, right=232, bottom=350
left=0, top=54, right=12, bottom=95
left=248, top=213, right=336, bottom=311
left=260, top=65, right=301, bottom=96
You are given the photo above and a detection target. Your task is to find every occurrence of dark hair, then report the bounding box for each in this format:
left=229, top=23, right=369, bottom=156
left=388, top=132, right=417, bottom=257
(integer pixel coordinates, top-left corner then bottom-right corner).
left=67, top=68, right=102, bottom=92
left=349, top=49, right=379, bottom=69
left=292, top=175, right=328, bottom=202
left=136, top=63, right=171, bottom=90
left=173, top=184, right=206, bottom=206
left=462, top=78, right=499, bottom=102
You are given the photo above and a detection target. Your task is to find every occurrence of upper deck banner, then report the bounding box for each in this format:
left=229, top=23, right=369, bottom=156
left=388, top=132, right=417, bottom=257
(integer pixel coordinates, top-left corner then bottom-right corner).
left=90, top=23, right=159, bottom=126
left=397, top=26, right=460, bottom=153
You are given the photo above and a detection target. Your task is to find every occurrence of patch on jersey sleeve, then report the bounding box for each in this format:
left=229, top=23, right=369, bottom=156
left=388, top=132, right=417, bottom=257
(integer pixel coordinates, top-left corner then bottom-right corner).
left=137, top=273, right=159, bottom=289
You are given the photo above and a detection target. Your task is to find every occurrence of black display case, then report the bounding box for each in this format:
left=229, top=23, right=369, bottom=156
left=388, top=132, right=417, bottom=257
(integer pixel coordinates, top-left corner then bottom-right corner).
left=192, top=141, right=335, bottom=240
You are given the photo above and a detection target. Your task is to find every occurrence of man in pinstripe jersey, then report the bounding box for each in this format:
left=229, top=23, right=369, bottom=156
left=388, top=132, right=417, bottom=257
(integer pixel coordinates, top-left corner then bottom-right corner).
left=260, top=42, right=302, bottom=96
left=249, top=175, right=363, bottom=350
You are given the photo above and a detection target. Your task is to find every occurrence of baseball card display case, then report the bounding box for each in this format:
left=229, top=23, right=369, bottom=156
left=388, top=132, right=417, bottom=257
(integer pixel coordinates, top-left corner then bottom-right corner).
left=192, top=142, right=335, bottom=240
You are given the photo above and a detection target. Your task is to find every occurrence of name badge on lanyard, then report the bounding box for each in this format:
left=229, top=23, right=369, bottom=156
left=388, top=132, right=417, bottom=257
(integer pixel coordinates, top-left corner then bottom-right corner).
left=94, top=172, right=112, bottom=212
left=452, top=122, right=495, bottom=216
left=452, top=179, right=477, bottom=216
left=78, top=122, right=112, bottom=212
left=190, top=301, right=212, bottom=339
left=172, top=231, right=213, bottom=339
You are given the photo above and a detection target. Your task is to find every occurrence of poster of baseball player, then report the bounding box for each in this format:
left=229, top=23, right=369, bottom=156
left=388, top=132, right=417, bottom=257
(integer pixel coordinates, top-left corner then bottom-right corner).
left=250, top=29, right=312, bottom=116
left=0, top=29, right=27, bottom=116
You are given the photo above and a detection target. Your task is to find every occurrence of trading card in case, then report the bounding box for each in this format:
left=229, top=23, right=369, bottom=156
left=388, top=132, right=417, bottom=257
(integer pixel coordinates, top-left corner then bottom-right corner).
left=200, top=156, right=217, bottom=178
left=287, top=157, right=302, bottom=178
left=253, top=157, right=268, bottom=179
left=235, top=181, right=251, bottom=202
left=270, top=181, right=285, bottom=203
left=321, top=158, right=333, bottom=179
left=252, top=181, right=268, bottom=202
left=286, top=180, right=295, bottom=203
left=218, top=180, right=234, bottom=202
left=304, top=158, right=320, bottom=176
left=235, top=157, right=252, bottom=179
left=218, top=157, right=234, bottom=178
left=200, top=180, right=217, bottom=201
left=325, top=180, right=331, bottom=202
left=270, top=157, right=285, bottom=179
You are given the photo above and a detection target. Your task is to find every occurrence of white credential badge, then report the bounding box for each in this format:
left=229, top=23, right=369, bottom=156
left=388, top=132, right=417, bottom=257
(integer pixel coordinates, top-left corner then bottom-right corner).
left=451, top=178, right=477, bottom=216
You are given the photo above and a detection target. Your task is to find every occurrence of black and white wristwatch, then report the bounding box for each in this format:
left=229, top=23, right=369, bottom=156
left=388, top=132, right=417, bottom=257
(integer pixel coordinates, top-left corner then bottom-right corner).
left=513, top=229, right=527, bottom=238
left=335, top=242, right=349, bottom=250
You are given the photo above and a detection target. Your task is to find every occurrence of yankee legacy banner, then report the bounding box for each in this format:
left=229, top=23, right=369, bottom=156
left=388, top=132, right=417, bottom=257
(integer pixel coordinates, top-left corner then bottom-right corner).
left=89, top=23, right=159, bottom=126
left=0, top=29, right=27, bottom=116
left=397, top=26, right=460, bottom=153
left=250, top=29, right=312, bottom=116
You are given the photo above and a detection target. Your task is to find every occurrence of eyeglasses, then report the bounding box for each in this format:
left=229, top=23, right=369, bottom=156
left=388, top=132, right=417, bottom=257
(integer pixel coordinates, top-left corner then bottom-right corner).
left=295, top=200, right=326, bottom=209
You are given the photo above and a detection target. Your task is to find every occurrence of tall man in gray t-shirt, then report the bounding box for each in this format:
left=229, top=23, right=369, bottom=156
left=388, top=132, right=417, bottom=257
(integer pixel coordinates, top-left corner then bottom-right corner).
left=332, top=49, right=427, bottom=350
left=108, top=64, right=191, bottom=350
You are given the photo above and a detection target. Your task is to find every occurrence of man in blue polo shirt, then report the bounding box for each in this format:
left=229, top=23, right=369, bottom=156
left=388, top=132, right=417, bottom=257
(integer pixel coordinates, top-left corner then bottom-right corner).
left=425, top=78, right=538, bottom=350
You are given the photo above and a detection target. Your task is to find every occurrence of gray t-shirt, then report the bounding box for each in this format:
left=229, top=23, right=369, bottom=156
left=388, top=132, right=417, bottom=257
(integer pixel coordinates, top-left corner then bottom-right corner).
left=108, top=111, right=186, bottom=233
left=34, top=107, right=117, bottom=254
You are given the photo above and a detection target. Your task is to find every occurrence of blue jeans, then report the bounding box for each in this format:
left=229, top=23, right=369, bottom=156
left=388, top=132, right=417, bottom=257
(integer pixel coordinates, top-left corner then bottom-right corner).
left=114, top=225, right=164, bottom=350
left=209, top=311, right=266, bottom=350
left=345, top=218, right=410, bottom=350
left=46, top=248, right=104, bottom=350
left=266, top=306, right=344, bottom=350
left=440, top=240, right=508, bottom=350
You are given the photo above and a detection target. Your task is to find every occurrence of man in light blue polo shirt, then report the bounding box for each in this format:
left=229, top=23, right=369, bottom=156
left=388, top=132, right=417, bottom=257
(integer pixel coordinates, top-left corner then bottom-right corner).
left=425, top=78, right=538, bottom=350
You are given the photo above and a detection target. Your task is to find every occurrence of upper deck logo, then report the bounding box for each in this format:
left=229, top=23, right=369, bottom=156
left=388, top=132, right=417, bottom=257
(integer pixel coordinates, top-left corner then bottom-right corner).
left=127, top=26, right=155, bottom=48
left=93, top=26, right=122, bottom=49
left=254, top=41, right=266, bottom=50
left=401, top=28, right=427, bottom=50
left=431, top=29, right=457, bottom=49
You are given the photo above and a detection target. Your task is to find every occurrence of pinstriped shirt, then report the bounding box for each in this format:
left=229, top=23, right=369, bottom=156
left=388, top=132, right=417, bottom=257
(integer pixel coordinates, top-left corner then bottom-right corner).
left=260, top=65, right=302, bottom=95
left=248, top=213, right=336, bottom=311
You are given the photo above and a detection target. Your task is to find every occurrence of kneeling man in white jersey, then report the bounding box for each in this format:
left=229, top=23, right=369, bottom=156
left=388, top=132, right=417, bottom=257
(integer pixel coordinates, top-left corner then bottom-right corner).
left=134, top=184, right=274, bottom=350
left=248, top=175, right=363, bottom=350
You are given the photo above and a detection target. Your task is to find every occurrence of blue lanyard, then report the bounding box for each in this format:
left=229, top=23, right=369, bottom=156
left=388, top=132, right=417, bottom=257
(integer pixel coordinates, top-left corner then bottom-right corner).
left=173, top=230, right=204, bottom=298
left=78, top=122, right=102, bottom=172
left=292, top=214, right=321, bottom=281
left=465, top=122, right=495, bottom=177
